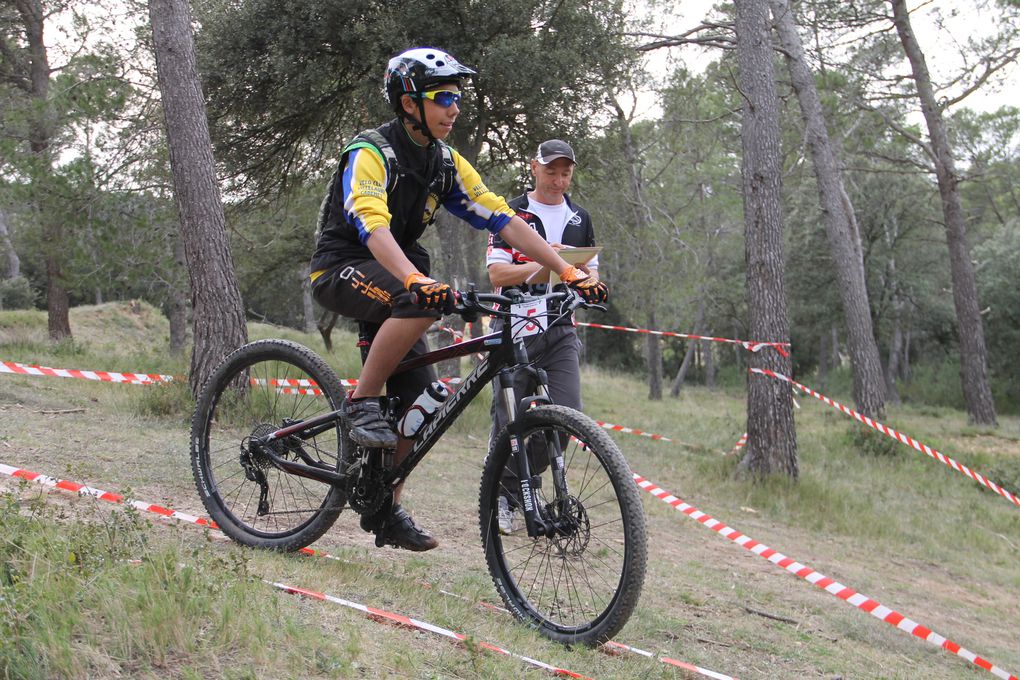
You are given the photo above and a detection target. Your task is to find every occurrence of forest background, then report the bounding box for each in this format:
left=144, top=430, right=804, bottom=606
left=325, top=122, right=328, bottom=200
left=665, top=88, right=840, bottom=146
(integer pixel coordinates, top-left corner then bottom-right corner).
left=3, top=0, right=1020, bottom=457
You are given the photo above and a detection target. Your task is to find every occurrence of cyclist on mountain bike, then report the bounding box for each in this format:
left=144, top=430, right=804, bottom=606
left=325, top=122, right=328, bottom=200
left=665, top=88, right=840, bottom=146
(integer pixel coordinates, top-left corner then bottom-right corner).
left=309, top=47, right=607, bottom=552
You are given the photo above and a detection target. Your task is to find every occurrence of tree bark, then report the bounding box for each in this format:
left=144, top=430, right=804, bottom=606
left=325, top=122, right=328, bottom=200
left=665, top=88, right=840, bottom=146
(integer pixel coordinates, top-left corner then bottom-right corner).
left=735, top=0, right=798, bottom=479
left=15, top=0, right=72, bottom=341
left=881, top=219, right=903, bottom=405
left=890, top=0, right=997, bottom=426
left=150, top=0, right=248, bottom=395
left=670, top=300, right=704, bottom=397
left=901, top=329, right=911, bottom=383
left=168, top=236, right=188, bottom=354
left=646, top=310, right=663, bottom=400
left=703, top=338, right=716, bottom=388
left=433, top=211, right=472, bottom=378
left=301, top=264, right=316, bottom=334
left=885, top=316, right=903, bottom=405
left=771, top=0, right=886, bottom=418
left=817, top=330, right=829, bottom=390
left=0, top=208, right=21, bottom=279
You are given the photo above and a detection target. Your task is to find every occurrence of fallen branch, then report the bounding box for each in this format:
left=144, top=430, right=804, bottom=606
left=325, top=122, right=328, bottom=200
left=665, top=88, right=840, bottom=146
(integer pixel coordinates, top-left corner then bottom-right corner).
left=743, top=606, right=799, bottom=625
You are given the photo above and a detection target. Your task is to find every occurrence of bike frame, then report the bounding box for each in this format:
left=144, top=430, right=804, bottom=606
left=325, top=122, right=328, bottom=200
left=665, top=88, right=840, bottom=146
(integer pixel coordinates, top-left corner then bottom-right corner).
left=257, top=298, right=565, bottom=535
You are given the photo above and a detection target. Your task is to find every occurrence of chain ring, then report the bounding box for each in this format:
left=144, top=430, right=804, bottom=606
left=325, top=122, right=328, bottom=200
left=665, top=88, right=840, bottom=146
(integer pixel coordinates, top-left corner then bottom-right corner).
left=343, top=441, right=391, bottom=516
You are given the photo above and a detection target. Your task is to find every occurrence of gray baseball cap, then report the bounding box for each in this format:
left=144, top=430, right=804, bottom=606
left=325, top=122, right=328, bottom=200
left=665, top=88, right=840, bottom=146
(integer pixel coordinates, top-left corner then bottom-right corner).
left=535, top=139, right=577, bottom=165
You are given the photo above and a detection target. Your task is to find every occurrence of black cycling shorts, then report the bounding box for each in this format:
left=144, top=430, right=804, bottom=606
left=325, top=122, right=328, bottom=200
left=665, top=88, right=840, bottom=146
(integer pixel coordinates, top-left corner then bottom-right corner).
left=312, top=259, right=439, bottom=415
left=311, top=259, right=440, bottom=323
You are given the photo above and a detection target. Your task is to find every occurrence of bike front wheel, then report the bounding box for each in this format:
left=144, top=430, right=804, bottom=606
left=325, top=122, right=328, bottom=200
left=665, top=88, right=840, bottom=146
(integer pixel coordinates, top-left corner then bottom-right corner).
left=479, top=405, right=647, bottom=645
left=190, top=339, right=347, bottom=551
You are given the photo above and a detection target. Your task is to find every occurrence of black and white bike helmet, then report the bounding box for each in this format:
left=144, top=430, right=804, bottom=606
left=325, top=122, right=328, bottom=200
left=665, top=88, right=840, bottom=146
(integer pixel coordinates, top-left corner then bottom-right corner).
left=384, top=47, right=475, bottom=141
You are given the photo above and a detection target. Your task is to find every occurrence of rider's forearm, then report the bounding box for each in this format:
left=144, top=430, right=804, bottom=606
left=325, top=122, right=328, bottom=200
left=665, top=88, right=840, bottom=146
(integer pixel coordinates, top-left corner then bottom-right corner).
left=498, top=218, right=573, bottom=277
left=366, top=228, right=420, bottom=284
left=488, top=261, right=542, bottom=287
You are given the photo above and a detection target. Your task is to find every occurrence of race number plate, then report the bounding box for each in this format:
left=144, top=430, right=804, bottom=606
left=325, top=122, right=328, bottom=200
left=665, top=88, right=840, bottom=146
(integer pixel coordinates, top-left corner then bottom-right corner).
left=510, top=299, right=547, bottom=340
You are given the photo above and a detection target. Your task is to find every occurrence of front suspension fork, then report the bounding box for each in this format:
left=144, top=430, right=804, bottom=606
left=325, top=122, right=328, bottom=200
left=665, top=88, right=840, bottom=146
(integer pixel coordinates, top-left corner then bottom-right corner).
left=498, top=366, right=567, bottom=538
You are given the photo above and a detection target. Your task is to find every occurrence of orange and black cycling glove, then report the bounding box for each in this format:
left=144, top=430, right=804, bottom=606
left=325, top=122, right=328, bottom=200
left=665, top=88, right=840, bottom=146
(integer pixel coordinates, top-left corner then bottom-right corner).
left=404, top=272, right=456, bottom=313
left=560, top=266, right=609, bottom=304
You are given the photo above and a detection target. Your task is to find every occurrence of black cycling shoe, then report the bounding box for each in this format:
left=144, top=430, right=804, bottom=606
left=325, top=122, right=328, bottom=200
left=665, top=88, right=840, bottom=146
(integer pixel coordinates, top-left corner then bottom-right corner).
left=363, top=504, right=438, bottom=552
left=340, top=396, right=398, bottom=448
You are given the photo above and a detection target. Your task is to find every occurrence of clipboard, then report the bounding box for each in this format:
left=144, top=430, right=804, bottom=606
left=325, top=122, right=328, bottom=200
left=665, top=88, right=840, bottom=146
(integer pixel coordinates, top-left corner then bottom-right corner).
left=526, top=246, right=602, bottom=286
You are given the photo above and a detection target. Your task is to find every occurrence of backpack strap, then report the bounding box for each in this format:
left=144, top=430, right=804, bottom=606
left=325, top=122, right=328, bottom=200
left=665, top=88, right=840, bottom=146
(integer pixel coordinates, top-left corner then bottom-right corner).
left=435, top=142, right=456, bottom=196
left=342, top=129, right=400, bottom=193
left=316, top=130, right=400, bottom=241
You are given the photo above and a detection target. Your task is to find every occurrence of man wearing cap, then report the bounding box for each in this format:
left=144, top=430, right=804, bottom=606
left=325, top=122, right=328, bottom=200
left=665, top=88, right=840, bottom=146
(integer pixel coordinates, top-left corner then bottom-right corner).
left=485, top=139, right=601, bottom=534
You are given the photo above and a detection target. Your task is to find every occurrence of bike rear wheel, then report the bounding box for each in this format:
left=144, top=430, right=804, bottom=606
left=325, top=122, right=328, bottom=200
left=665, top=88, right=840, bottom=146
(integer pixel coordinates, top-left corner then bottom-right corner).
left=479, top=405, right=647, bottom=645
left=190, top=339, right=347, bottom=551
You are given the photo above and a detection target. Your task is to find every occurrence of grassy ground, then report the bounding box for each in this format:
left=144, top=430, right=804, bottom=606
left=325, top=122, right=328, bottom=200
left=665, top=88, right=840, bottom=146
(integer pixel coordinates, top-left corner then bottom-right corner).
left=1, top=301, right=1019, bottom=679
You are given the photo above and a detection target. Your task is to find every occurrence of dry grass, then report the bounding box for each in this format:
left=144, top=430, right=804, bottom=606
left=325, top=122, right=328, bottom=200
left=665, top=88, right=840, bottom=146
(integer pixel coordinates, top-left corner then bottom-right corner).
left=1, top=303, right=1018, bottom=679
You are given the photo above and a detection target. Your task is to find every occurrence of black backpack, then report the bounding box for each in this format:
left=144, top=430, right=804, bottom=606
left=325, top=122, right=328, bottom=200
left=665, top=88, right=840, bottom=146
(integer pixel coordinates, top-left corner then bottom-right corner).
left=315, top=129, right=456, bottom=241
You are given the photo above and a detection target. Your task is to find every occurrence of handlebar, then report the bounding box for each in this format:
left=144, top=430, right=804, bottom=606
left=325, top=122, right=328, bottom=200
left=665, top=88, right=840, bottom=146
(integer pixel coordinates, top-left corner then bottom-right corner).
left=452, top=288, right=605, bottom=322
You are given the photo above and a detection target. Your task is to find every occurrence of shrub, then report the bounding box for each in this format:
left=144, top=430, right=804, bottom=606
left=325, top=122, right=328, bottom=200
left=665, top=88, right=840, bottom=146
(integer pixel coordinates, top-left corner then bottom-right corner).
left=0, top=276, right=37, bottom=311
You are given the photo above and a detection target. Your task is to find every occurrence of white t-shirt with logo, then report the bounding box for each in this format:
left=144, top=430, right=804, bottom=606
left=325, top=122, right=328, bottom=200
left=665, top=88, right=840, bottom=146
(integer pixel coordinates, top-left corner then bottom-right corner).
left=487, top=195, right=599, bottom=270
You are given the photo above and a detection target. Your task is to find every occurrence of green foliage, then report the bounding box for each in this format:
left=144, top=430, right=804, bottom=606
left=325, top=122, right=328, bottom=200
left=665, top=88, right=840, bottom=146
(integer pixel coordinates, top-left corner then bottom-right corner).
left=0, top=276, right=36, bottom=310
left=975, top=222, right=1020, bottom=408
left=132, top=381, right=195, bottom=420
left=196, top=0, right=638, bottom=194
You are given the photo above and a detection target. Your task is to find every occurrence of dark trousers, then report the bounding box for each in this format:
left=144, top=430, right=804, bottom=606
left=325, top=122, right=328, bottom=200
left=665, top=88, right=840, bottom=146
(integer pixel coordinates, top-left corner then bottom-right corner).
left=489, top=323, right=583, bottom=498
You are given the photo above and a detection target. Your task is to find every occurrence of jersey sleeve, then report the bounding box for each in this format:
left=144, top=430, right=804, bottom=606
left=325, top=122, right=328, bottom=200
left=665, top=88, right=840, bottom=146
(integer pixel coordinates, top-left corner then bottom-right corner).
left=443, top=150, right=515, bottom=234
left=341, top=147, right=392, bottom=244
left=486, top=230, right=515, bottom=267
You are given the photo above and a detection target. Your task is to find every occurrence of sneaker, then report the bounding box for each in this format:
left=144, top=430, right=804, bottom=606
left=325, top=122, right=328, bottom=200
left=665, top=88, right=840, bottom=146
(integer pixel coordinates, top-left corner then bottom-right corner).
left=497, top=495, right=521, bottom=535
left=340, top=396, right=397, bottom=448
left=370, top=505, right=438, bottom=552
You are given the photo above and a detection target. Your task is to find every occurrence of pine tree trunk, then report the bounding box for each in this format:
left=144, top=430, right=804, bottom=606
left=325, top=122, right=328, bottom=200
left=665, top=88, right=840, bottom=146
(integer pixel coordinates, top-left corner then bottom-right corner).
left=670, top=301, right=704, bottom=397
left=433, top=211, right=472, bottom=379
left=150, top=0, right=248, bottom=396
left=818, top=330, right=829, bottom=390
left=732, top=322, right=743, bottom=370
left=646, top=310, right=663, bottom=400
left=831, top=325, right=839, bottom=367
left=886, top=317, right=903, bottom=405
left=703, top=339, right=716, bottom=388
left=772, top=0, right=886, bottom=418
left=301, top=264, right=316, bottom=334
left=168, top=237, right=188, bottom=355
left=735, top=0, right=798, bottom=479
left=0, top=209, right=21, bottom=278
left=16, top=0, right=72, bottom=341
left=890, top=0, right=997, bottom=426
left=45, top=253, right=71, bottom=340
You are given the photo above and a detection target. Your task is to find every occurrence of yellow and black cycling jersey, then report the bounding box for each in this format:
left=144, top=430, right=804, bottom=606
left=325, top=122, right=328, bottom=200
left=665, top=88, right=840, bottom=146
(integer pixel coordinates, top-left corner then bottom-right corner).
left=310, top=119, right=515, bottom=276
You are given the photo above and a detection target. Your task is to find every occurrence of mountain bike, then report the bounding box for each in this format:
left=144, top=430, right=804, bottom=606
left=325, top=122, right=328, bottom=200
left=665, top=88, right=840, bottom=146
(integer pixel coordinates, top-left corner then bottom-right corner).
left=190, top=288, right=647, bottom=645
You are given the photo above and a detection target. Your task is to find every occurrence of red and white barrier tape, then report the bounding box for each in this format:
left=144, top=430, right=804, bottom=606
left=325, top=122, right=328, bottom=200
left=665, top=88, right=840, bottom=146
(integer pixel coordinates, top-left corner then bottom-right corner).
left=728, top=433, right=748, bottom=456
left=271, top=581, right=590, bottom=679
left=4, top=357, right=661, bottom=443
left=632, top=472, right=1018, bottom=680
left=594, top=420, right=671, bottom=442
left=437, top=326, right=464, bottom=342
left=577, top=323, right=790, bottom=356
left=1, top=360, right=176, bottom=384
left=0, top=360, right=471, bottom=393
left=0, top=462, right=217, bottom=528
left=602, top=640, right=737, bottom=679
left=751, top=368, right=1020, bottom=510
left=0, top=460, right=736, bottom=678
